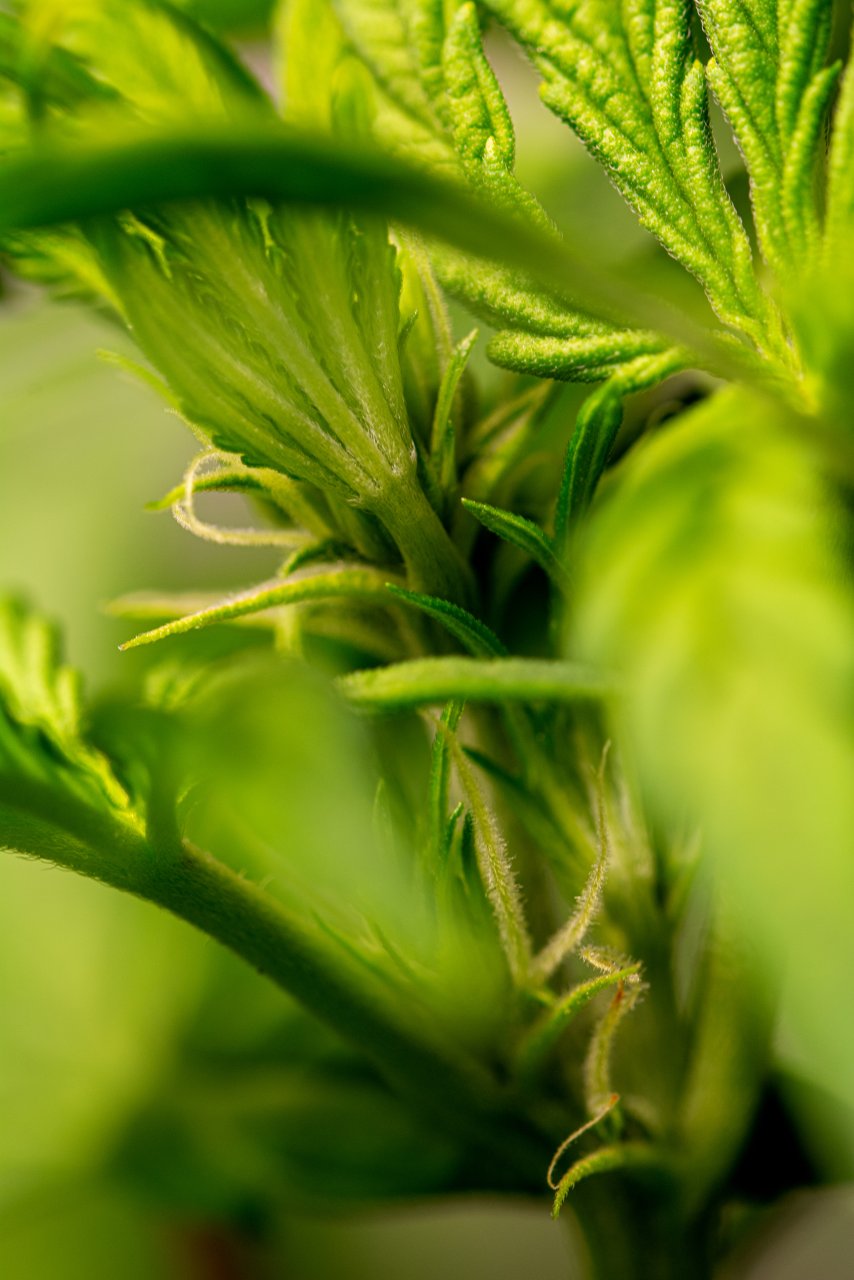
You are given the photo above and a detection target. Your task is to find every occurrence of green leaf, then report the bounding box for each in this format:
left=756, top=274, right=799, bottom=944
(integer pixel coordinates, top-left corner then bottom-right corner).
left=0, top=121, right=747, bottom=376
left=386, top=584, right=507, bottom=656
left=443, top=2, right=514, bottom=170
left=449, top=732, right=532, bottom=985
left=583, top=980, right=643, bottom=1116
left=337, top=656, right=612, bottom=710
left=551, top=1142, right=658, bottom=1218
left=331, top=0, right=465, bottom=138
left=0, top=597, right=129, bottom=812
left=427, top=700, right=465, bottom=870
left=517, top=964, right=643, bottom=1081
left=0, top=11, right=120, bottom=112
left=462, top=498, right=570, bottom=590
left=26, top=0, right=267, bottom=121
left=146, top=468, right=270, bottom=513
left=430, top=327, right=477, bottom=498
left=119, top=566, right=403, bottom=650
left=530, top=749, right=612, bottom=985
left=698, top=0, right=838, bottom=270
left=277, top=0, right=349, bottom=128
left=0, top=600, right=153, bottom=896
left=575, top=385, right=854, bottom=1136
left=555, top=349, right=686, bottom=545
left=484, top=324, right=670, bottom=383
left=825, top=27, right=854, bottom=262
left=482, top=0, right=779, bottom=356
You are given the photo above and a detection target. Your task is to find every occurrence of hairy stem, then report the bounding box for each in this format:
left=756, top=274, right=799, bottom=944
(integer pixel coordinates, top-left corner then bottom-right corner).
left=0, top=779, right=547, bottom=1180
left=374, top=470, right=473, bottom=605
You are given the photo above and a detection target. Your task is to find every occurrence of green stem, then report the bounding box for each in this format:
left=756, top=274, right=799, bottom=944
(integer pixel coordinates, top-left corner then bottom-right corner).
left=0, top=779, right=547, bottom=1181
left=375, top=470, right=473, bottom=605
left=572, top=1178, right=714, bottom=1280
left=149, top=845, right=552, bottom=1178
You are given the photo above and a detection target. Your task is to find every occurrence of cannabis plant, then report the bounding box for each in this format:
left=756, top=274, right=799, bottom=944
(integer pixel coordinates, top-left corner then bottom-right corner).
left=0, top=0, right=853, bottom=1275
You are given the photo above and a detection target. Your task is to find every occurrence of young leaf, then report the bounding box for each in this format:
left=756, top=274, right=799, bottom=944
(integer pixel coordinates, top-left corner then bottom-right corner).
left=584, top=981, right=642, bottom=1116
left=0, top=600, right=152, bottom=897
left=332, top=0, right=446, bottom=133
left=277, top=0, right=350, bottom=129
left=386, top=584, right=507, bottom=656
left=575, top=385, right=854, bottom=1129
left=698, top=0, right=838, bottom=269
left=430, top=327, right=478, bottom=498
left=120, top=566, right=402, bottom=650
left=337, top=656, right=612, bottom=710
left=482, top=0, right=779, bottom=355
left=29, top=0, right=267, bottom=122
left=555, top=349, right=687, bottom=546
left=462, top=498, right=570, bottom=590
left=0, top=597, right=129, bottom=811
left=530, top=749, right=612, bottom=985
left=551, top=1142, right=658, bottom=1218
left=427, top=700, right=465, bottom=870
left=825, top=30, right=854, bottom=262
left=516, top=964, right=643, bottom=1081
left=448, top=730, right=532, bottom=984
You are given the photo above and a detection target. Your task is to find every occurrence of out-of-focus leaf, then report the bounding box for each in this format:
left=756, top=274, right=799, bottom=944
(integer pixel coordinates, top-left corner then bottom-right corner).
left=0, top=596, right=128, bottom=809
left=826, top=41, right=854, bottom=263
left=175, top=652, right=508, bottom=1052
left=113, top=1064, right=463, bottom=1210
left=14, top=0, right=266, bottom=120
left=575, top=386, right=854, bottom=1159
left=175, top=0, right=275, bottom=31
left=338, top=655, right=611, bottom=710
left=0, top=122, right=740, bottom=370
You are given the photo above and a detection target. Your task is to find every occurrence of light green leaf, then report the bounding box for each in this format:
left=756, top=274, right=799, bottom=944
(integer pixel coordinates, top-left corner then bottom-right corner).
left=430, top=327, right=477, bottom=498
left=443, top=2, right=514, bottom=170
left=119, top=566, right=402, bottom=650
left=427, top=700, right=465, bottom=870
left=462, top=498, right=570, bottom=590
left=698, top=0, right=837, bottom=270
left=26, top=0, right=267, bottom=122
left=0, top=597, right=129, bottom=812
left=338, top=656, right=611, bottom=710
left=575, top=385, right=854, bottom=1138
left=0, top=121, right=751, bottom=382
left=332, top=0, right=444, bottom=131
left=276, top=0, right=349, bottom=127
left=386, top=585, right=507, bottom=656
left=825, top=27, right=854, bottom=262
left=482, top=0, right=780, bottom=357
